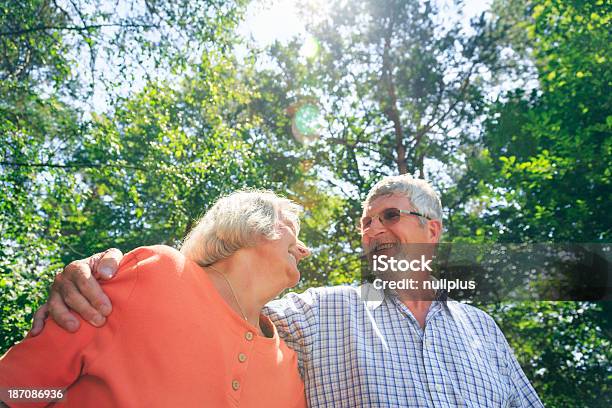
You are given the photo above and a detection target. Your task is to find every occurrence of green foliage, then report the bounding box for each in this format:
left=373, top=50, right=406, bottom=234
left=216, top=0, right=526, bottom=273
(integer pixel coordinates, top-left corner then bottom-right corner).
left=483, top=302, right=611, bottom=407
left=0, top=77, right=83, bottom=346
left=0, top=0, right=256, bottom=351
left=452, top=1, right=612, bottom=406
left=0, top=0, right=72, bottom=84
left=452, top=0, right=611, bottom=243
left=65, top=56, right=270, bottom=254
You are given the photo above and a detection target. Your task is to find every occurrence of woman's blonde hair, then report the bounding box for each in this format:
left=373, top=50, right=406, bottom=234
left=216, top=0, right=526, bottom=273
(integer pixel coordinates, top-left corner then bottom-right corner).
left=180, top=189, right=301, bottom=266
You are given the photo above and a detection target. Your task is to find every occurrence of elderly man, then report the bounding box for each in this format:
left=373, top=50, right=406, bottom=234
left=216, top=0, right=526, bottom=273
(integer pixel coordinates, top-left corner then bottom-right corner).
left=29, top=175, right=542, bottom=407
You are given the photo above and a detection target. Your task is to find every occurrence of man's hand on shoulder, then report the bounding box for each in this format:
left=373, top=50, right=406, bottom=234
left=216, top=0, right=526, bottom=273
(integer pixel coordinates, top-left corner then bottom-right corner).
left=29, top=248, right=124, bottom=336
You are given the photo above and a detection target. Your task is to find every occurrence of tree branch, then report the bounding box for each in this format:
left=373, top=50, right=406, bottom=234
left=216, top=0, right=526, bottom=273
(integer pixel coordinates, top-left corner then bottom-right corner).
left=0, top=161, right=146, bottom=171
left=0, top=23, right=157, bottom=37
left=380, top=16, right=407, bottom=175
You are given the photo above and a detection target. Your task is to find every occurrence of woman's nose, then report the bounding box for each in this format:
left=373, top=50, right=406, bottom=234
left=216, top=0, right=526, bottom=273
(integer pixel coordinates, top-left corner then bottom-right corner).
left=295, top=240, right=311, bottom=260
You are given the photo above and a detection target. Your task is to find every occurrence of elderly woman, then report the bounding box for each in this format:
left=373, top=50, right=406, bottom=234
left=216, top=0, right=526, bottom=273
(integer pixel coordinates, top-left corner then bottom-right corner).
left=0, top=190, right=309, bottom=407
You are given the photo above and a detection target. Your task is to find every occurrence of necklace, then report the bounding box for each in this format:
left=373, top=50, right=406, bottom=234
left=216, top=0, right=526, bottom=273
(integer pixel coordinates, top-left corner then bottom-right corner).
left=207, top=265, right=249, bottom=323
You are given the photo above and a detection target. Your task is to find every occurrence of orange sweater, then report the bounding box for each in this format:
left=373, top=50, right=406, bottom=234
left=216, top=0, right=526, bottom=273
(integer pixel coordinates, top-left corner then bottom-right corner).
left=0, top=245, right=306, bottom=408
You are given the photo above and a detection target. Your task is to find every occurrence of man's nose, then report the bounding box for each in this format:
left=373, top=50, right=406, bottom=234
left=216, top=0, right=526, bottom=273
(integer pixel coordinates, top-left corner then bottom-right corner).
left=295, top=240, right=311, bottom=261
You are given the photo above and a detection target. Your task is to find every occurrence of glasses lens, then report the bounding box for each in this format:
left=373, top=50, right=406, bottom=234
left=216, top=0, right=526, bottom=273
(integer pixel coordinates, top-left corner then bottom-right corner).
left=381, top=208, right=401, bottom=226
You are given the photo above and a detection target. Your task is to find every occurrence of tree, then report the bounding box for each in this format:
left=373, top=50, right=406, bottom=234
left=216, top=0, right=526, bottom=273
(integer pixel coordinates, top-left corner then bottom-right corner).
left=449, top=0, right=611, bottom=243
left=0, top=0, right=253, bottom=351
left=449, top=1, right=612, bottom=405
left=243, top=0, right=511, bottom=286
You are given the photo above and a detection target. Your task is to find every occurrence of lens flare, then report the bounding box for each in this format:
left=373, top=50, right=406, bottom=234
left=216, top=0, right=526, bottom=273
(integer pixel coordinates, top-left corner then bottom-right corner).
left=290, top=100, right=323, bottom=144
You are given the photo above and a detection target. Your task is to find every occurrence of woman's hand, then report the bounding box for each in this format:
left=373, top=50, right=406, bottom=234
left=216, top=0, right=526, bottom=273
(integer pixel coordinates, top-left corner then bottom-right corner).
left=29, top=249, right=124, bottom=336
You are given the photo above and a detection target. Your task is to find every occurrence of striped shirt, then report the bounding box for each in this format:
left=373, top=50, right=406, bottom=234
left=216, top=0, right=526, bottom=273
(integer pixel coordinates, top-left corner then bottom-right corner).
left=264, top=283, right=543, bottom=408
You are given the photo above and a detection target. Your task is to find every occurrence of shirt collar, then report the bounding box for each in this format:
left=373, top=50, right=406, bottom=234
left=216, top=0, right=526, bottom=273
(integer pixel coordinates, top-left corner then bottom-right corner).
left=359, top=282, right=386, bottom=310
left=359, top=282, right=448, bottom=311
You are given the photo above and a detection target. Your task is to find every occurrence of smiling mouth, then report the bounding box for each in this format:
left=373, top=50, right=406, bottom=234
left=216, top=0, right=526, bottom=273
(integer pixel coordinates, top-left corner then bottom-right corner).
left=372, top=242, right=397, bottom=253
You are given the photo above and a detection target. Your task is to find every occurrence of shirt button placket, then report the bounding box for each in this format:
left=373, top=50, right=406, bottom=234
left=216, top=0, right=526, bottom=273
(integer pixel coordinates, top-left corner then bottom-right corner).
left=229, top=331, right=254, bottom=401
left=423, top=328, right=445, bottom=406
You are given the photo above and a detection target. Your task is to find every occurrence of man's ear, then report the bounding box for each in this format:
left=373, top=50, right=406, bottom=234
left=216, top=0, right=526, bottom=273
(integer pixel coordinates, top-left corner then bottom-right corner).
left=427, top=219, right=443, bottom=243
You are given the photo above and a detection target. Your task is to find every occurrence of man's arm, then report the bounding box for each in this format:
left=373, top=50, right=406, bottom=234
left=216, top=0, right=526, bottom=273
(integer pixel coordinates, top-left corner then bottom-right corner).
left=504, top=341, right=544, bottom=407
left=29, top=248, right=124, bottom=336
left=492, top=325, right=543, bottom=407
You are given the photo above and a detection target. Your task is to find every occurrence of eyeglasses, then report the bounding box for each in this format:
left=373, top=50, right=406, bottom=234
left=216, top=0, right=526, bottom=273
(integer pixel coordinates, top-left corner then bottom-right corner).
left=360, top=207, right=431, bottom=233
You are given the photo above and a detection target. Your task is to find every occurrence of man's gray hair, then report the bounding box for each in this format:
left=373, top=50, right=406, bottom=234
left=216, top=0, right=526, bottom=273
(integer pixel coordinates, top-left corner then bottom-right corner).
left=180, top=189, right=301, bottom=266
left=363, top=175, right=443, bottom=224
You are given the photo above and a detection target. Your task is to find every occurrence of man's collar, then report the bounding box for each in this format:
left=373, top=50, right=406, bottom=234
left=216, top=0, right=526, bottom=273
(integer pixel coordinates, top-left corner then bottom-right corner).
left=359, top=281, right=448, bottom=311
left=359, top=282, right=386, bottom=310
left=435, top=288, right=449, bottom=302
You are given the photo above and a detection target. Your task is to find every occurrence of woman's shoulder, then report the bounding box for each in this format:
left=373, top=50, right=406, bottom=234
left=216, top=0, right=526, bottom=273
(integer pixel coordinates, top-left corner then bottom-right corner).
left=125, top=244, right=181, bottom=262
left=119, top=245, right=196, bottom=282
